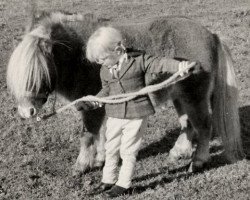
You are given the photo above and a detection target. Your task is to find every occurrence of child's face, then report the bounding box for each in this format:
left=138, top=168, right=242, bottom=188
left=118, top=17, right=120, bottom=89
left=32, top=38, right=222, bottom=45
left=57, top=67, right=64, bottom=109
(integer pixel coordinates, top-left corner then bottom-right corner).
left=97, top=51, right=121, bottom=67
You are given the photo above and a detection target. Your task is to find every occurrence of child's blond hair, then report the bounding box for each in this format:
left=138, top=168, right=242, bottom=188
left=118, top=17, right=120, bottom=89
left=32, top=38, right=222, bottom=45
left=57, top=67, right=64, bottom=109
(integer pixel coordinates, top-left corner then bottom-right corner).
left=86, top=26, right=124, bottom=62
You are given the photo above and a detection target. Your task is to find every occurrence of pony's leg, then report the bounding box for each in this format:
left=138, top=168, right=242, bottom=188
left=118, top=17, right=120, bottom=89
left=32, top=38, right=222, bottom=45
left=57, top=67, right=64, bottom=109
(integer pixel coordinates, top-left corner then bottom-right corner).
left=184, top=100, right=212, bottom=172
left=168, top=99, right=195, bottom=162
left=73, top=129, right=96, bottom=174
left=73, top=108, right=105, bottom=174
left=94, top=119, right=106, bottom=168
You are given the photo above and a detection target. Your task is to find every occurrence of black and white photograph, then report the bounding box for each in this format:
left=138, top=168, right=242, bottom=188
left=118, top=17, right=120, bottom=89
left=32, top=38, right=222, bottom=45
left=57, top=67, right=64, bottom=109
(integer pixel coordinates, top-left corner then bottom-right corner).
left=0, top=0, right=249, bottom=199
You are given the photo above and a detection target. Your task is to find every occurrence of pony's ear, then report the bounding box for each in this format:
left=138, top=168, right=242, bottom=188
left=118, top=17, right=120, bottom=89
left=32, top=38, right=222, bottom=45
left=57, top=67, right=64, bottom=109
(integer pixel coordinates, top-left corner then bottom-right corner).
left=25, top=1, right=37, bottom=33
left=39, top=39, right=52, bottom=54
left=26, top=10, right=49, bottom=33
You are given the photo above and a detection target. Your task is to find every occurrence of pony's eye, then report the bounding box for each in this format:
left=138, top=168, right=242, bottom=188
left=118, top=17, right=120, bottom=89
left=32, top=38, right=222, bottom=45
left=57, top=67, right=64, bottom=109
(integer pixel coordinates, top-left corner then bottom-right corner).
left=41, top=98, right=47, bottom=104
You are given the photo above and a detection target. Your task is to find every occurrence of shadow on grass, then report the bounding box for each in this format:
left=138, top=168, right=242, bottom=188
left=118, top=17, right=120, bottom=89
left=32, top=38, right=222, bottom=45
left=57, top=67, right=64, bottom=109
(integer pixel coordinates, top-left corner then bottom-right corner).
left=138, top=105, right=250, bottom=161
left=131, top=165, right=190, bottom=195
left=138, top=128, right=180, bottom=161
left=239, top=105, right=250, bottom=159
left=132, top=151, right=228, bottom=196
left=131, top=105, right=250, bottom=195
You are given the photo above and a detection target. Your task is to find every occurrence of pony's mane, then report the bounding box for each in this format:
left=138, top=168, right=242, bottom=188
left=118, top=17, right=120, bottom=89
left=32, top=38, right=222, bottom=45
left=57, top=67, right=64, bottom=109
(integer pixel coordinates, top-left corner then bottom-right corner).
left=7, top=25, right=51, bottom=100
left=7, top=11, right=88, bottom=100
left=7, top=10, right=106, bottom=100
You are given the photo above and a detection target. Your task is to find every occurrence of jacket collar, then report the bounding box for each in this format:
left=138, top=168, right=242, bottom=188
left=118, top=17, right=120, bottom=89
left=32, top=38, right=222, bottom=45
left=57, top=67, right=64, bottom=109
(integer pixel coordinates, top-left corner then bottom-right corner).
left=118, top=55, right=135, bottom=79
left=117, top=49, right=145, bottom=78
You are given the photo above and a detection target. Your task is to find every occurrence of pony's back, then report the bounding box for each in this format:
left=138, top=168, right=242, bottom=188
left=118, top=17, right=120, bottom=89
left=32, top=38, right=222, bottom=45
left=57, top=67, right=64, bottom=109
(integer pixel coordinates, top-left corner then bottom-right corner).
left=116, top=17, right=216, bottom=71
left=113, top=17, right=216, bottom=106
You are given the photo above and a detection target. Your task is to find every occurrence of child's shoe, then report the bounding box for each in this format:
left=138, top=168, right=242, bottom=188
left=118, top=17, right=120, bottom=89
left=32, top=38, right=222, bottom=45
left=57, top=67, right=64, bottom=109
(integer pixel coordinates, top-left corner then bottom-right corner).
left=91, top=182, right=114, bottom=194
left=106, top=185, right=129, bottom=197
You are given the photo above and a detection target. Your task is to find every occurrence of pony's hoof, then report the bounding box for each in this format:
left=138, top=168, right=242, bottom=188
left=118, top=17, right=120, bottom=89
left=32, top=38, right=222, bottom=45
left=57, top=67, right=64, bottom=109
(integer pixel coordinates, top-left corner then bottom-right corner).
left=167, top=154, right=179, bottom=163
left=72, top=165, right=91, bottom=177
left=94, top=160, right=104, bottom=168
left=72, top=161, right=91, bottom=176
left=72, top=168, right=82, bottom=177
left=168, top=149, right=192, bottom=163
left=187, top=160, right=208, bottom=173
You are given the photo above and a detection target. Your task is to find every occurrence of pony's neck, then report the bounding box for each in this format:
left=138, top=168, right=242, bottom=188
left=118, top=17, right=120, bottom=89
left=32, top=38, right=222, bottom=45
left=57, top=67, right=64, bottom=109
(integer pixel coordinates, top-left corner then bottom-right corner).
left=51, top=23, right=101, bottom=101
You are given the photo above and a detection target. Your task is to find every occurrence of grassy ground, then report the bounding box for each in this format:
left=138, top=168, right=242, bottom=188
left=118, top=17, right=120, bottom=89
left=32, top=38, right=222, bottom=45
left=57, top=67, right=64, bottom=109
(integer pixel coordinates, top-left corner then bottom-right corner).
left=0, top=0, right=250, bottom=199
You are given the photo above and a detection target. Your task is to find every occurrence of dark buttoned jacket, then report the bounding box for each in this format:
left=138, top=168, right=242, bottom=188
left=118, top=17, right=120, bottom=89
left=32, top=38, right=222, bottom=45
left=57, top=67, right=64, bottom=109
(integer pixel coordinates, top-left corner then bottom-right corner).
left=96, top=52, right=180, bottom=119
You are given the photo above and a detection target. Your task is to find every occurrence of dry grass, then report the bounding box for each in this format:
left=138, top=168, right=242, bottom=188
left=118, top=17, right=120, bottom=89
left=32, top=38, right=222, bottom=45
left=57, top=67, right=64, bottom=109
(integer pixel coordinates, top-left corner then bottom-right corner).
left=0, top=0, right=249, bottom=199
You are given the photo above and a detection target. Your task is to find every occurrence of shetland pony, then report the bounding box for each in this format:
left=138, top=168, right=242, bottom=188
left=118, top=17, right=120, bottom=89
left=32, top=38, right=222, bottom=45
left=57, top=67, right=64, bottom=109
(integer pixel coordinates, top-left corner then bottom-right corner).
left=7, top=11, right=244, bottom=173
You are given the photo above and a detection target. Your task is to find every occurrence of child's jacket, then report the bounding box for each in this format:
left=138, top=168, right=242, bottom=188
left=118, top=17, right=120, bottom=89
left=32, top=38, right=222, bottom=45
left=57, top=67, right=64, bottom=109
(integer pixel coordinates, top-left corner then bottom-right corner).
left=97, top=52, right=180, bottom=119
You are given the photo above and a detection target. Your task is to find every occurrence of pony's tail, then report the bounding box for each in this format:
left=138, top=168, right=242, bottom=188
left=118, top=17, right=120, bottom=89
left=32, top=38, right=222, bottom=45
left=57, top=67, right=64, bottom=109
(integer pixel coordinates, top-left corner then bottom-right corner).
left=212, top=34, right=245, bottom=163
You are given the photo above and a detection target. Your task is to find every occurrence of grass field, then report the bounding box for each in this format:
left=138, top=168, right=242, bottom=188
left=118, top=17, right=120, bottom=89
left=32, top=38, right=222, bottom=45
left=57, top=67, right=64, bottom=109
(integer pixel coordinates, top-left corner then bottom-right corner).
left=0, top=0, right=250, bottom=199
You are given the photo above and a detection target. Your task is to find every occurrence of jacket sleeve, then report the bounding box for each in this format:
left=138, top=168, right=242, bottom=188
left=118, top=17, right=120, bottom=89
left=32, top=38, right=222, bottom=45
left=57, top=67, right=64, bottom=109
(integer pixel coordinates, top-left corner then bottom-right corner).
left=143, top=54, right=180, bottom=74
left=96, top=68, right=110, bottom=97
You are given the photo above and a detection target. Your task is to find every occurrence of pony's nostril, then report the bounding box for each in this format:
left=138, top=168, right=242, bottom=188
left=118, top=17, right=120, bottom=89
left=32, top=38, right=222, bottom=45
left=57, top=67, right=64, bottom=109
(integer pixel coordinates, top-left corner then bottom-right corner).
left=30, top=108, right=36, bottom=116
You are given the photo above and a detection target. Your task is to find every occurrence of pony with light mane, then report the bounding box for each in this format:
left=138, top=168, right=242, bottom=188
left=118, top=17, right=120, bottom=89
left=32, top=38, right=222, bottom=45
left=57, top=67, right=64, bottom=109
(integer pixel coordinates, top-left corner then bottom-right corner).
left=7, top=11, right=244, bottom=174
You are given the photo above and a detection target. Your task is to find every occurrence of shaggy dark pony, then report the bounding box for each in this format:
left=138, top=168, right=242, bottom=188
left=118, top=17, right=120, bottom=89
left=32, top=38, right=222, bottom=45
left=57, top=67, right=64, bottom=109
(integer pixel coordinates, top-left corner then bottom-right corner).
left=6, top=11, right=244, bottom=174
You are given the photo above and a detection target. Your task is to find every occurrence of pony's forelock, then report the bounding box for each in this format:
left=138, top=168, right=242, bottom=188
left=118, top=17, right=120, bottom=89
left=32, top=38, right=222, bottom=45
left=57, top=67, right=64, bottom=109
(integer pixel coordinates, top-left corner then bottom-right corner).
left=7, top=25, right=51, bottom=100
left=7, top=11, right=88, bottom=100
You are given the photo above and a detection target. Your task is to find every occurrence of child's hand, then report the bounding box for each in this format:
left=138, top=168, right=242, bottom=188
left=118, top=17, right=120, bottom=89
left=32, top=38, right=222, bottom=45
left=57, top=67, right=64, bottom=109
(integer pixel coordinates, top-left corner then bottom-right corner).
left=178, top=61, right=201, bottom=77
left=92, top=101, right=103, bottom=109
left=75, top=101, right=103, bottom=111
left=191, top=61, right=202, bottom=74
left=178, top=61, right=194, bottom=77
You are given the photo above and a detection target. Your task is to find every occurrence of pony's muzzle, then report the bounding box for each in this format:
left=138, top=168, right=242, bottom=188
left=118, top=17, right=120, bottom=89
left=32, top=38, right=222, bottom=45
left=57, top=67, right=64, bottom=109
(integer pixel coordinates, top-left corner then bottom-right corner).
left=30, top=107, right=36, bottom=116
left=18, top=105, right=37, bottom=118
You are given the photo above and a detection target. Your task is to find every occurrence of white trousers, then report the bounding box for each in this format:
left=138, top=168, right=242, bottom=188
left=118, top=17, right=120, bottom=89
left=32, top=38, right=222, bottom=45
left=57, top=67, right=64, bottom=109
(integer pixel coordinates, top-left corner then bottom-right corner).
left=102, top=117, right=147, bottom=189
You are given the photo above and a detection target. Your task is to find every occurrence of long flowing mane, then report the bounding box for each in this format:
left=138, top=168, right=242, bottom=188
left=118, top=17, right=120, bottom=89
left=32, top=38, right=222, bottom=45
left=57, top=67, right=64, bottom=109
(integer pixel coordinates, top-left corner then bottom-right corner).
left=6, top=11, right=88, bottom=100
left=7, top=26, right=51, bottom=99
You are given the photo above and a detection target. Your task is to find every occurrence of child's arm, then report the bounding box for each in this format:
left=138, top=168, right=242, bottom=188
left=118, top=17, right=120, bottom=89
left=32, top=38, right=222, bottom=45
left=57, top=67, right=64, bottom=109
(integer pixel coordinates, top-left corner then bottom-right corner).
left=143, top=54, right=199, bottom=75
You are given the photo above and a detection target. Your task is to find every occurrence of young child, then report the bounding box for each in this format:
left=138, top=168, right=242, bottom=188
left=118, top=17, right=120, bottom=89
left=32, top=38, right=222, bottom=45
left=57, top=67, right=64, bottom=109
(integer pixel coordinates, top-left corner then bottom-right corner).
left=77, top=26, right=200, bottom=197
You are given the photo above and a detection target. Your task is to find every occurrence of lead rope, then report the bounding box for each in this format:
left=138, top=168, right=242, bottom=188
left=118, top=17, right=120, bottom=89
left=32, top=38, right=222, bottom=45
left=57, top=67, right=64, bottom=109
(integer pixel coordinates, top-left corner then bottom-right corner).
left=37, top=62, right=196, bottom=121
